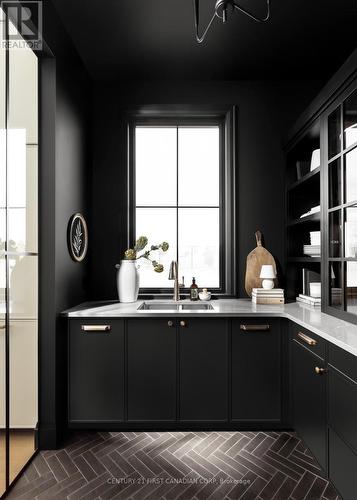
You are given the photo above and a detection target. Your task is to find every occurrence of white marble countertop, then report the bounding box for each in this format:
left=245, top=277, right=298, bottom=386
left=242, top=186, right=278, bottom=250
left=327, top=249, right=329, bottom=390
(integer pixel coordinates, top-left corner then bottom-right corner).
left=62, top=299, right=357, bottom=357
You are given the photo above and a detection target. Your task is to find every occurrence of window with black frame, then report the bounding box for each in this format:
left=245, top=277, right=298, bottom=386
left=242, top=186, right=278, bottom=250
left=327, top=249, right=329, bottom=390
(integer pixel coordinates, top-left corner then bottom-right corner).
left=132, top=121, right=224, bottom=292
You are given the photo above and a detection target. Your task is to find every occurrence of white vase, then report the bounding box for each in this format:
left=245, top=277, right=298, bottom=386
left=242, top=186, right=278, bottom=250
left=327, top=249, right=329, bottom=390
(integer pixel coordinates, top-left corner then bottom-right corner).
left=116, top=260, right=140, bottom=303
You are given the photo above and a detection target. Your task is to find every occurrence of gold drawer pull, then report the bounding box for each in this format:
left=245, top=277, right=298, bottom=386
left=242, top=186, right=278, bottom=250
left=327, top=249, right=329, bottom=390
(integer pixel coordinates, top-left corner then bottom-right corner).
left=168, top=321, right=174, bottom=327
left=180, top=320, right=186, bottom=327
left=81, top=325, right=111, bottom=332
left=240, top=324, right=270, bottom=331
left=315, top=366, right=326, bottom=375
left=298, top=332, right=317, bottom=346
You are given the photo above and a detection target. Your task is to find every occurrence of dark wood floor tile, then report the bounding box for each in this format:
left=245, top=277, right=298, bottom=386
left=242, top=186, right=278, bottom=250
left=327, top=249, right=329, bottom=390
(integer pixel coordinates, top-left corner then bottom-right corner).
left=252, top=436, right=276, bottom=458
left=81, top=449, right=107, bottom=475
left=273, top=476, right=297, bottom=500
left=199, top=435, right=226, bottom=458
left=181, top=454, right=214, bottom=480
left=240, top=476, right=267, bottom=500
left=226, top=436, right=251, bottom=458
left=56, top=449, right=79, bottom=476
left=258, top=471, right=286, bottom=500
left=109, top=449, right=136, bottom=476
left=135, top=449, right=163, bottom=476
left=226, top=471, right=258, bottom=500
left=73, top=454, right=97, bottom=482
left=322, top=481, right=340, bottom=500
left=161, top=450, right=193, bottom=476
left=261, top=453, right=300, bottom=482
left=244, top=433, right=268, bottom=453
left=306, top=476, right=329, bottom=500
left=186, top=450, right=221, bottom=476
left=192, top=432, right=219, bottom=455
left=195, top=471, right=228, bottom=500
left=270, top=433, right=291, bottom=453
left=239, top=449, right=276, bottom=476
left=6, top=430, right=340, bottom=500
left=291, top=470, right=317, bottom=500
left=278, top=436, right=300, bottom=458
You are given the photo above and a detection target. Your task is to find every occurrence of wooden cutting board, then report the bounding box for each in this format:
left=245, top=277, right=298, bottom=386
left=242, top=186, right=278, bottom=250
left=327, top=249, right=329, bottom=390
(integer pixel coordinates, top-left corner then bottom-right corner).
left=245, top=231, right=276, bottom=297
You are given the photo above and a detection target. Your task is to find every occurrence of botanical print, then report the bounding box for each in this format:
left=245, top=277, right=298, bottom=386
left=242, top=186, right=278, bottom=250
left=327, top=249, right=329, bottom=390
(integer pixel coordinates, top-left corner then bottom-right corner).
left=72, top=220, right=82, bottom=257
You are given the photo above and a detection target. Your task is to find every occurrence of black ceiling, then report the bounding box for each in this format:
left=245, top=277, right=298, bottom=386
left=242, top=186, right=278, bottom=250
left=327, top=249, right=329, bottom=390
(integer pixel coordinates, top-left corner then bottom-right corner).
left=51, top=0, right=357, bottom=82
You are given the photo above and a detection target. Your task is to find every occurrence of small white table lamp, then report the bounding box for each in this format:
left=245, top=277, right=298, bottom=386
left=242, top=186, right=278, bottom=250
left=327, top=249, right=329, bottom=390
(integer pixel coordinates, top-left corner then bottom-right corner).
left=260, top=264, right=276, bottom=290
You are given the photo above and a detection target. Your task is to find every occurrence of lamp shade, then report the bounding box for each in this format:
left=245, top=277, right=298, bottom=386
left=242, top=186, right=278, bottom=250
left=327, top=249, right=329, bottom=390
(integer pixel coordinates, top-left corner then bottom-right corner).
left=260, top=264, right=276, bottom=279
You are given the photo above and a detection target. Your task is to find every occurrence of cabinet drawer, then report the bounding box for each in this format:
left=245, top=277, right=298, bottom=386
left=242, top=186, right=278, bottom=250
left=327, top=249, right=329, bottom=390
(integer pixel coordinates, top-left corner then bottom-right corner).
left=291, top=322, right=325, bottom=359
left=329, top=343, right=357, bottom=383
left=329, top=428, right=357, bottom=500
left=69, top=319, right=125, bottom=423
left=329, top=366, right=357, bottom=454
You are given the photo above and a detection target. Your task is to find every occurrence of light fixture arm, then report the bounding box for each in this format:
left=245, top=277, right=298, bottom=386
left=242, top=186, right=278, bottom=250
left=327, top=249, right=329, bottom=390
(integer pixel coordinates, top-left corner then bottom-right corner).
left=193, top=0, right=271, bottom=44
left=233, top=0, right=270, bottom=23
left=193, top=0, right=217, bottom=44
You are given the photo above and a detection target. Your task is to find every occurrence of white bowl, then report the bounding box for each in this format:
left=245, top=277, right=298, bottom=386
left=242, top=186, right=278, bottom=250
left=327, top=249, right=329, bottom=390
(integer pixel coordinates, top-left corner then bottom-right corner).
left=199, top=292, right=211, bottom=301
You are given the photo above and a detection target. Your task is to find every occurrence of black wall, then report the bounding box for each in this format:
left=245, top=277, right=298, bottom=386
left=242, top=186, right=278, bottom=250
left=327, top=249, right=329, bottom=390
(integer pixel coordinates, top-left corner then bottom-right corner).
left=90, top=80, right=322, bottom=299
left=39, top=0, right=92, bottom=448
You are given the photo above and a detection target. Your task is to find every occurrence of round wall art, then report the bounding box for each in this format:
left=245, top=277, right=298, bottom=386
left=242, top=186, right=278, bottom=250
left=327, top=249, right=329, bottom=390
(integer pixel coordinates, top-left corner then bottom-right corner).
left=67, top=213, right=88, bottom=262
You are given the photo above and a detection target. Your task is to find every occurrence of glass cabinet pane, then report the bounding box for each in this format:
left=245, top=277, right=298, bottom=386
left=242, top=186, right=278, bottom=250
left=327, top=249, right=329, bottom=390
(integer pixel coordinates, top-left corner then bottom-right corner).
left=328, top=158, right=342, bottom=208
left=0, top=256, right=5, bottom=497
left=0, top=8, right=6, bottom=497
left=329, top=262, right=343, bottom=309
left=345, top=206, right=357, bottom=258
left=7, top=24, right=38, bottom=486
left=344, top=89, right=357, bottom=149
left=328, top=107, right=341, bottom=160
left=346, top=262, right=357, bottom=314
left=345, top=146, right=357, bottom=204
left=329, top=211, right=342, bottom=257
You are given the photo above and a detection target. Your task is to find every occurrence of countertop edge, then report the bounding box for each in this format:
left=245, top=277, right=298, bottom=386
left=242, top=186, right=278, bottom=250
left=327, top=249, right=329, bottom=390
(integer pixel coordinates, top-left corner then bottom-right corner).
left=62, top=300, right=357, bottom=358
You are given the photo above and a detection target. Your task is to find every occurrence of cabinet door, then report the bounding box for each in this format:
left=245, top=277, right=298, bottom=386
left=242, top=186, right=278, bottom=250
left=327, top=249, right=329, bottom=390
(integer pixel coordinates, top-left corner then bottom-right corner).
left=127, top=319, right=176, bottom=421
left=231, top=319, right=281, bottom=422
left=292, top=340, right=326, bottom=469
left=69, top=319, right=125, bottom=423
left=179, top=319, right=228, bottom=421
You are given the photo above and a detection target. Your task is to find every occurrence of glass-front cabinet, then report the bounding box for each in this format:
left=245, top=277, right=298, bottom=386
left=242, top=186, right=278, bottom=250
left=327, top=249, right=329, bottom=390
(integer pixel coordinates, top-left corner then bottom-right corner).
left=326, top=87, right=357, bottom=316
left=0, top=7, right=38, bottom=494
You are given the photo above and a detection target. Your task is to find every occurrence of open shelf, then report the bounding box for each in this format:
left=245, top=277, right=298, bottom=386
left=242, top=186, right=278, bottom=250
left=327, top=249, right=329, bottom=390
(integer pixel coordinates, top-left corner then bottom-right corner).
left=287, top=212, right=320, bottom=226
left=288, top=257, right=321, bottom=263
left=287, top=166, right=320, bottom=191
left=285, top=118, right=321, bottom=302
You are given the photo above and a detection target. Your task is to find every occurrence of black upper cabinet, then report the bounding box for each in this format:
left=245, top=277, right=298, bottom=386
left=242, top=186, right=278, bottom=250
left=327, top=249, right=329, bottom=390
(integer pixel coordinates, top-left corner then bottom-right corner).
left=127, top=319, right=177, bottom=421
left=179, top=318, right=228, bottom=421
left=231, top=319, right=281, bottom=422
left=69, top=319, right=125, bottom=423
left=292, top=339, right=326, bottom=469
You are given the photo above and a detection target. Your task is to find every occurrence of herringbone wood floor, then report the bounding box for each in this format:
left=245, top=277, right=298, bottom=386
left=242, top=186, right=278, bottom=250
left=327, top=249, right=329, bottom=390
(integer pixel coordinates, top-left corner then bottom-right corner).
left=7, top=431, right=341, bottom=500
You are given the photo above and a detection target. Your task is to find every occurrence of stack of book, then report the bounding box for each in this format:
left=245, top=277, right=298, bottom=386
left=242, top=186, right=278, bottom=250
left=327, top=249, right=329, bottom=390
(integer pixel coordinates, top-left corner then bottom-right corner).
left=296, top=294, right=321, bottom=307
left=252, top=288, right=285, bottom=304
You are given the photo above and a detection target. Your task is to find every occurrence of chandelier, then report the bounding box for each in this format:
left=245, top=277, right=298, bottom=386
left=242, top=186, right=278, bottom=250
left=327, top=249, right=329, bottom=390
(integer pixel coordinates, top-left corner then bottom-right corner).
left=193, top=0, right=271, bottom=43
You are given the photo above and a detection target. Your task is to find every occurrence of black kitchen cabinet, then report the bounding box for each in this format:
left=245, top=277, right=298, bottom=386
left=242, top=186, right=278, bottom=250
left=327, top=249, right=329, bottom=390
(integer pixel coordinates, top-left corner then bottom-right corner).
left=127, top=319, right=177, bottom=421
left=179, top=318, right=228, bottom=421
left=69, top=319, right=125, bottom=423
left=231, top=319, right=281, bottom=422
left=292, top=339, right=326, bottom=469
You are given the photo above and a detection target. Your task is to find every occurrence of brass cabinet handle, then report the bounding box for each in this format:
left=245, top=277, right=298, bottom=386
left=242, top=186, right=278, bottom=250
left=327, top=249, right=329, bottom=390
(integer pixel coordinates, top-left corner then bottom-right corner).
left=180, top=320, right=186, bottom=327
left=0, top=325, right=5, bottom=330
left=298, top=332, right=317, bottom=346
left=240, top=324, right=270, bottom=331
left=167, top=320, right=174, bottom=327
left=81, top=325, right=111, bottom=332
left=315, top=366, right=326, bottom=375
